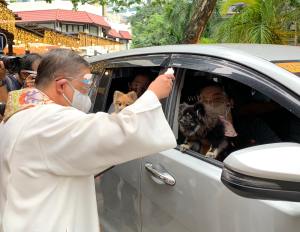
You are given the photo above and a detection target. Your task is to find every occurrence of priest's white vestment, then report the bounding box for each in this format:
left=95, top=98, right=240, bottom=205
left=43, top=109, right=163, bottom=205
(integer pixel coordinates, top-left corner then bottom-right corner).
left=0, top=90, right=176, bottom=232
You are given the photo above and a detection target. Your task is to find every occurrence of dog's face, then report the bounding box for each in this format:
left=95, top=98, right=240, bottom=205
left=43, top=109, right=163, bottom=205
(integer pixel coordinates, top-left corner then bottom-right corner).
left=178, top=102, right=220, bottom=138
left=113, top=91, right=137, bottom=113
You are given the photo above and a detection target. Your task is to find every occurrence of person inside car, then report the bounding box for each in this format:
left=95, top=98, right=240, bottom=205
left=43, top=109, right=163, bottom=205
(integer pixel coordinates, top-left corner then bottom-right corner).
left=198, top=82, right=281, bottom=159
left=108, top=72, right=152, bottom=113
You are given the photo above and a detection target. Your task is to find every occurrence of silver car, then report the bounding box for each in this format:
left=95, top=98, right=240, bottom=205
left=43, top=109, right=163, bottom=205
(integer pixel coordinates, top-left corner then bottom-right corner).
left=87, top=44, right=300, bottom=232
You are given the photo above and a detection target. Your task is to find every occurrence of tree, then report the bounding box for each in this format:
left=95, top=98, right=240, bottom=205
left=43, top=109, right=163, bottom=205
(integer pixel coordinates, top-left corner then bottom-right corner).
left=213, top=0, right=300, bottom=44
left=181, top=0, right=217, bottom=43
left=130, top=3, right=172, bottom=47
left=130, top=0, right=193, bottom=47
left=131, top=0, right=218, bottom=47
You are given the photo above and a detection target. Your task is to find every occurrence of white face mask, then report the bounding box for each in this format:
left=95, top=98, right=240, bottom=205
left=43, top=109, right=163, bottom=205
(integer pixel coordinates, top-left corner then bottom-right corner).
left=204, top=103, right=230, bottom=119
left=63, top=82, right=92, bottom=113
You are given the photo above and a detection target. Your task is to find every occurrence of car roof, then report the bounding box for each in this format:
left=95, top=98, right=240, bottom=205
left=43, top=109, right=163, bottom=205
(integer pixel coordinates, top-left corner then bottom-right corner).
left=86, top=44, right=300, bottom=95
left=87, top=44, right=300, bottom=62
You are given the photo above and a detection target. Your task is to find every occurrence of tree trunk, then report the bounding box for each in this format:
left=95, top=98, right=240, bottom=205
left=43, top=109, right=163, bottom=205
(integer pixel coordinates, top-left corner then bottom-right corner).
left=182, top=0, right=217, bottom=44
left=294, top=22, right=298, bottom=46
left=102, top=4, right=106, bottom=16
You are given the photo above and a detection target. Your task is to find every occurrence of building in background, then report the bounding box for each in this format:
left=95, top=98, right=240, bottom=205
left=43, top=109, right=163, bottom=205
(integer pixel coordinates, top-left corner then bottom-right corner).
left=1, top=0, right=132, bottom=55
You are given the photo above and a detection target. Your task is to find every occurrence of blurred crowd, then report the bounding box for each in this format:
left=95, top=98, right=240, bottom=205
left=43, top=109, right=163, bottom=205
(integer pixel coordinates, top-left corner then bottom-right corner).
left=0, top=53, right=42, bottom=119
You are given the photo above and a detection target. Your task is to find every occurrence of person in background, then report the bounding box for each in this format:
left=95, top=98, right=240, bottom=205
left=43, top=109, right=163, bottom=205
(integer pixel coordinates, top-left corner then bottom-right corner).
left=0, top=53, right=42, bottom=103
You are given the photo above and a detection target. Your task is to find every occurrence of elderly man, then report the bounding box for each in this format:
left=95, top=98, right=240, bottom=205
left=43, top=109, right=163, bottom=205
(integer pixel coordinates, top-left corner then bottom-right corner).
left=0, top=49, right=176, bottom=232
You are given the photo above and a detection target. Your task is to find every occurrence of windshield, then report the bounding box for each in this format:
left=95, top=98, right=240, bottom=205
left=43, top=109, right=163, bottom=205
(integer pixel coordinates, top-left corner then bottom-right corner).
left=273, top=60, right=300, bottom=77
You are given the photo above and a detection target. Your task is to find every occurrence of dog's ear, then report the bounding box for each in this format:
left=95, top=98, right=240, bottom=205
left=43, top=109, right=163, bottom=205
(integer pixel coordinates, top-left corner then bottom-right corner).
left=113, top=91, right=124, bottom=103
left=179, top=103, right=189, bottom=113
left=127, top=91, right=137, bottom=101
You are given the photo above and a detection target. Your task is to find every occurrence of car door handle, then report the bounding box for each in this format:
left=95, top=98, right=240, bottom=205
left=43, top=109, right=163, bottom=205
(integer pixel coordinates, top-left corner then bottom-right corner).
left=145, top=163, right=176, bottom=186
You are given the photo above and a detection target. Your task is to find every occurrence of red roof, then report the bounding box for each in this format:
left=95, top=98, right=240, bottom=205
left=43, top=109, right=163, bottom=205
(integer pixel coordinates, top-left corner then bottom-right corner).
left=119, top=30, right=131, bottom=40
left=107, top=29, right=122, bottom=38
left=15, top=9, right=110, bottom=28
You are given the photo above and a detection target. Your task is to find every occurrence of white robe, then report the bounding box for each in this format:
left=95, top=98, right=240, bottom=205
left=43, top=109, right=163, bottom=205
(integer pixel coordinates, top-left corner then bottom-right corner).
left=0, top=90, right=176, bottom=232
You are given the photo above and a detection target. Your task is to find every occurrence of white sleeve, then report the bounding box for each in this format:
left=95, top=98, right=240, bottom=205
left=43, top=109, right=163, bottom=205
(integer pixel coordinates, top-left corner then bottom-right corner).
left=34, top=90, right=177, bottom=176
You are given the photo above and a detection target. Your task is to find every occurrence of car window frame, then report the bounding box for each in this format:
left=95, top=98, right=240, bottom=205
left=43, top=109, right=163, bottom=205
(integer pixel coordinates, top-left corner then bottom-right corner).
left=167, top=53, right=300, bottom=168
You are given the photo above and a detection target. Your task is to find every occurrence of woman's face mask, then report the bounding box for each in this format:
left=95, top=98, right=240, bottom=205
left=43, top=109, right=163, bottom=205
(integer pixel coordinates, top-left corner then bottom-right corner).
left=204, top=103, right=230, bottom=118
left=63, top=81, right=92, bottom=113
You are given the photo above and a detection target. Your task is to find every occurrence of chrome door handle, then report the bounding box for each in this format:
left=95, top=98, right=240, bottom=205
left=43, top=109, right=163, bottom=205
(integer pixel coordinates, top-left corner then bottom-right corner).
left=145, top=163, right=176, bottom=186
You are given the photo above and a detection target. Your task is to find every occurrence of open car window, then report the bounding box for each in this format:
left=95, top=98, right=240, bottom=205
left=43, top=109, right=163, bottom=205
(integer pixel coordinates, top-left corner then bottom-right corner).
left=102, top=67, right=170, bottom=113
left=173, top=67, right=300, bottom=165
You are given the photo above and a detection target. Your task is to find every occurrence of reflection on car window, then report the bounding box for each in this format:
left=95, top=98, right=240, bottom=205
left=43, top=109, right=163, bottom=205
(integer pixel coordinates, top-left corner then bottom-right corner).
left=176, top=69, right=299, bottom=162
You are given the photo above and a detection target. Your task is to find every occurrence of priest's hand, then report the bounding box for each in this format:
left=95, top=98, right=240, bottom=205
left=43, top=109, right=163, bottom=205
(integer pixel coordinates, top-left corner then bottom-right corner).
left=148, top=74, right=175, bottom=100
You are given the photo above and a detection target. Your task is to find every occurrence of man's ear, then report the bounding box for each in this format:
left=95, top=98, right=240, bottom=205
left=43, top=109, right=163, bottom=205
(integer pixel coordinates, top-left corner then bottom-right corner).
left=55, top=79, right=68, bottom=95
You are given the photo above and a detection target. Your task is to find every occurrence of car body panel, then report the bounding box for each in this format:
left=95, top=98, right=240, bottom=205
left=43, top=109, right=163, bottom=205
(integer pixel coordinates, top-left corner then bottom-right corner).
left=141, top=149, right=300, bottom=232
left=96, top=159, right=142, bottom=232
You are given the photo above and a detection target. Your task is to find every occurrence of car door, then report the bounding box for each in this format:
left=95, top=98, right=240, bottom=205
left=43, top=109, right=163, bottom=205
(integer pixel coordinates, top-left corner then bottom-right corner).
left=92, top=53, right=172, bottom=232
left=140, top=54, right=300, bottom=232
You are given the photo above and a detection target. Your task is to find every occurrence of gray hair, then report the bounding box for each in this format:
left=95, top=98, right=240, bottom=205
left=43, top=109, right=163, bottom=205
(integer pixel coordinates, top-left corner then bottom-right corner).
left=35, top=49, right=89, bottom=87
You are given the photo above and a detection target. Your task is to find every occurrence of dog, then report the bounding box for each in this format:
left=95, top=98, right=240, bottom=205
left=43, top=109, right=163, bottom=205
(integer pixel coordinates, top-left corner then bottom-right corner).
left=113, top=91, right=138, bottom=113
left=178, top=102, right=230, bottom=160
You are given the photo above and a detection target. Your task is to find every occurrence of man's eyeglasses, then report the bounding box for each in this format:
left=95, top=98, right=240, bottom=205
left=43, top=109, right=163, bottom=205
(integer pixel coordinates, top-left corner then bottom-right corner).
left=65, top=74, right=96, bottom=88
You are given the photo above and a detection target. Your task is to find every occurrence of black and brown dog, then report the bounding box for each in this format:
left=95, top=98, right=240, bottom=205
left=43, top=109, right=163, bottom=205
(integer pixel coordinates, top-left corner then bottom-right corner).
left=178, top=102, right=237, bottom=161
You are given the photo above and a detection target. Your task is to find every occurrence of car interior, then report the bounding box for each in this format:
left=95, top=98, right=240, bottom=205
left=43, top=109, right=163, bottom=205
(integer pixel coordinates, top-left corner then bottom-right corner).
left=103, top=67, right=161, bottom=112
left=96, top=66, right=300, bottom=163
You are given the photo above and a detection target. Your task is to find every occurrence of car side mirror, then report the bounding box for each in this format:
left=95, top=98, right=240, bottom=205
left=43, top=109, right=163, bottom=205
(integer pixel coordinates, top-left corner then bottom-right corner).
left=221, top=143, right=300, bottom=202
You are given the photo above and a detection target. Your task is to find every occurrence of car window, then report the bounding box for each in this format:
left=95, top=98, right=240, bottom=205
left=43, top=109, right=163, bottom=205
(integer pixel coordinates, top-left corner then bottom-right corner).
left=173, top=68, right=300, bottom=164
left=96, top=67, right=170, bottom=114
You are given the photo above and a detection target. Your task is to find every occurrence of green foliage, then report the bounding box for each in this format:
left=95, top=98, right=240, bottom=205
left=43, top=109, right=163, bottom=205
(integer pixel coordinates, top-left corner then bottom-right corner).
left=130, top=0, right=194, bottom=47
left=199, top=37, right=217, bottom=44
left=220, top=0, right=256, bottom=16
left=213, top=0, right=300, bottom=44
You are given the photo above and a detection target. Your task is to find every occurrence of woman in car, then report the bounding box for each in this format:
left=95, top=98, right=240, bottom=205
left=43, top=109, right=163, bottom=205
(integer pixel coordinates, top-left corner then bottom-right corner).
left=198, top=81, right=281, bottom=160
